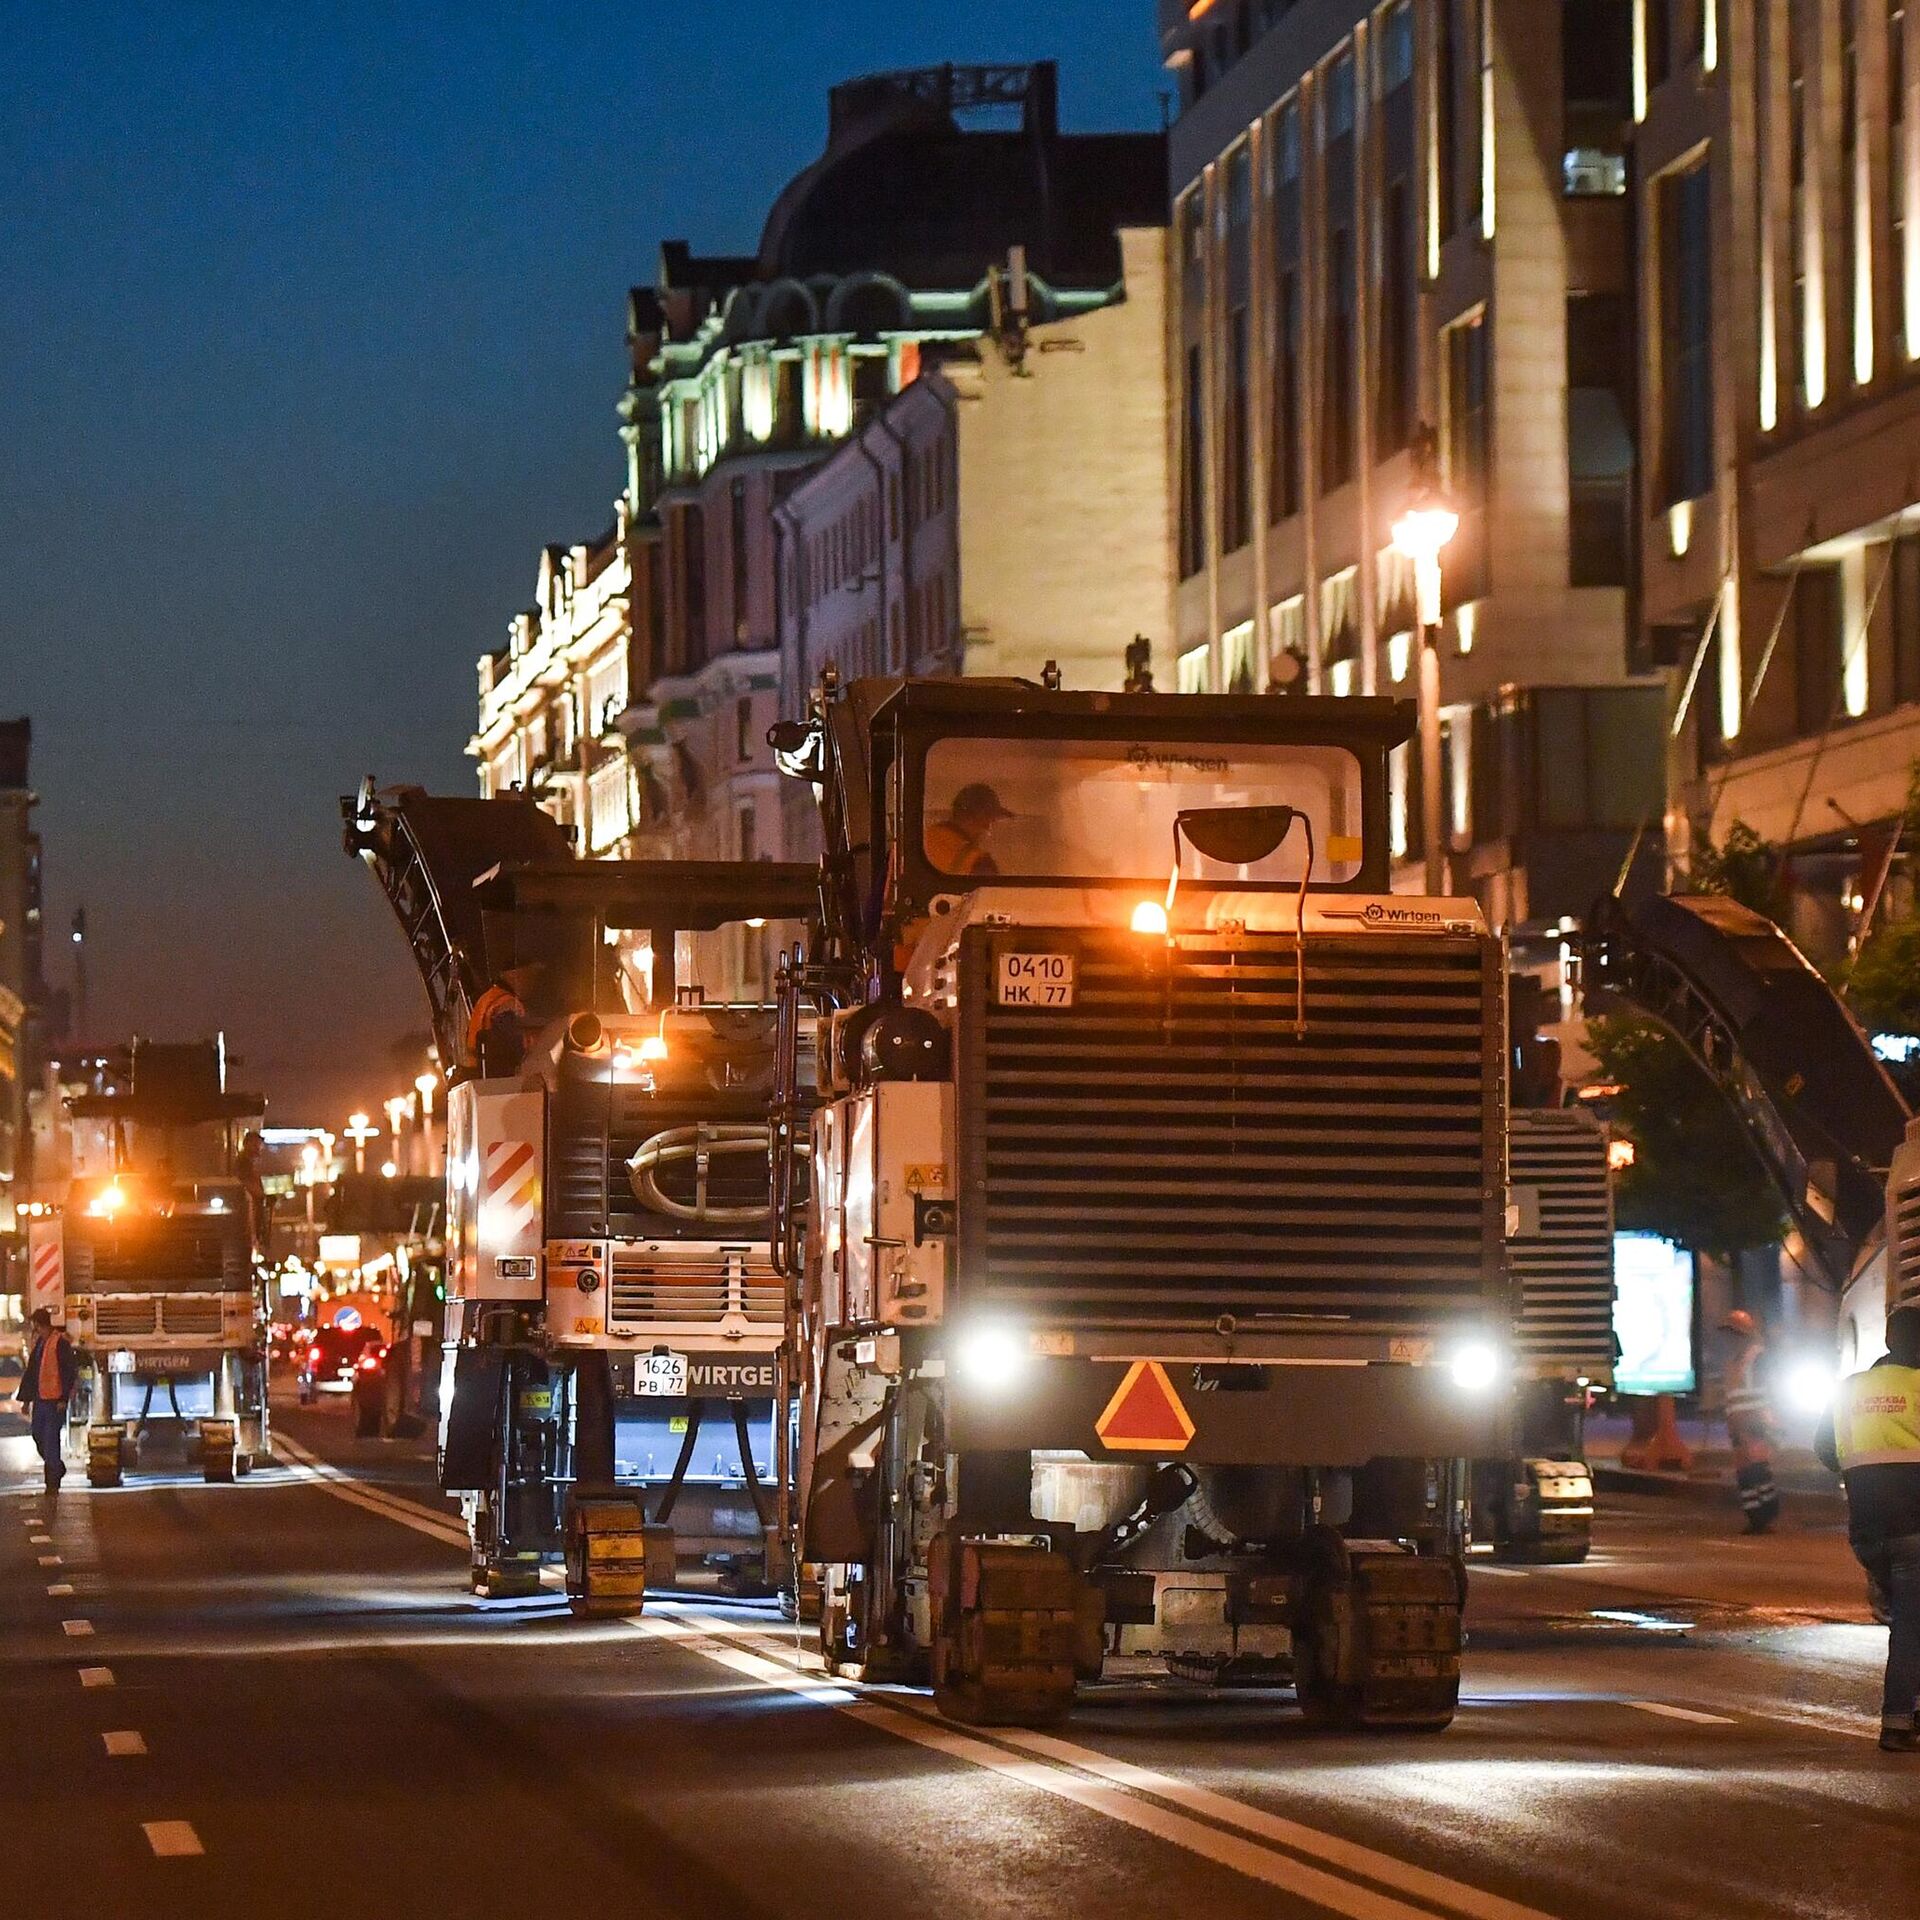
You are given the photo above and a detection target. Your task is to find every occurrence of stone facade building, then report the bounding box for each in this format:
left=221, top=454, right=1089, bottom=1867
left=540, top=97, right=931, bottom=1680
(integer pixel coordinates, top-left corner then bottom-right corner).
left=1159, top=0, right=1664, bottom=929
left=1640, top=0, right=1920, bottom=957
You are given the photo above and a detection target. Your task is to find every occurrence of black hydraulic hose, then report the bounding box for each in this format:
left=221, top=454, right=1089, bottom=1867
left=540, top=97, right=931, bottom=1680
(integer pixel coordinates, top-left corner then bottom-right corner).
left=652, top=1400, right=704, bottom=1525
left=732, top=1400, right=773, bottom=1530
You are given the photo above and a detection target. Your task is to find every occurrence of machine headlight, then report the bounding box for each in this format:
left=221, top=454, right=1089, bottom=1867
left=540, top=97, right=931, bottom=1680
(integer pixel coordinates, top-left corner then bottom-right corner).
left=955, top=1322, right=1029, bottom=1391
left=1130, top=900, right=1169, bottom=936
left=1784, top=1357, right=1837, bottom=1415
left=1448, top=1339, right=1502, bottom=1394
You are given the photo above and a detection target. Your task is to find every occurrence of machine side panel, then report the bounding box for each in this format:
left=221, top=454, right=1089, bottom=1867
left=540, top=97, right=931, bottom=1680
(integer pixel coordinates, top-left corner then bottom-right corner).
left=27, top=1219, right=64, bottom=1321
left=466, top=1085, right=547, bottom=1303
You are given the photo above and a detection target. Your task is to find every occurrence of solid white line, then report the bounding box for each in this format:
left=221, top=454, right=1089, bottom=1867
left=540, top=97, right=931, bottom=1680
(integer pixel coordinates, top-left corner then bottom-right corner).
left=1743, top=1705, right=1881, bottom=1743
left=61, top=1619, right=93, bottom=1637
left=103, top=1730, right=147, bottom=1757
left=273, top=1435, right=469, bottom=1547
left=1624, top=1701, right=1738, bottom=1727
left=142, top=1820, right=203, bottom=1858
left=78, top=1667, right=114, bottom=1688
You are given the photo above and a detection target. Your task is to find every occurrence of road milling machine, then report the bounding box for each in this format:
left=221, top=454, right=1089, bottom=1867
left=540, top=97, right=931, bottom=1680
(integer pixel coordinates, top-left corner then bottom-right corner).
left=26, top=1039, right=270, bottom=1485
left=345, top=784, right=816, bottom=1610
left=769, top=677, right=1515, bottom=1731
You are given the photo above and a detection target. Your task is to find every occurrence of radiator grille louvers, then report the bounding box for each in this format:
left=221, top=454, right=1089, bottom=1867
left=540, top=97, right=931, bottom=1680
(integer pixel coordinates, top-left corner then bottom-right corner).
left=1507, top=1110, right=1616, bottom=1375
left=959, top=929, right=1504, bottom=1335
left=607, top=1247, right=783, bottom=1333
left=92, top=1298, right=160, bottom=1338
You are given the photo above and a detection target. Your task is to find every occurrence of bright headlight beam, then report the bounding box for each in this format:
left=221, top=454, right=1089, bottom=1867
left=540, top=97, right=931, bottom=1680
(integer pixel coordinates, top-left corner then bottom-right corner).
left=1448, top=1340, right=1501, bottom=1393
left=1785, top=1358, right=1836, bottom=1415
left=1131, top=900, right=1169, bottom=936
left=955, top=1324, right=1028, bottom=1391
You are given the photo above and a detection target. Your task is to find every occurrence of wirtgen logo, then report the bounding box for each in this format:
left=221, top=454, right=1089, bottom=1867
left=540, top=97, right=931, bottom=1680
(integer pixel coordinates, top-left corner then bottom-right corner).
left=1361, top=901, right=1446, bottom=927
left=1125, top=744, right=1230, bottom=774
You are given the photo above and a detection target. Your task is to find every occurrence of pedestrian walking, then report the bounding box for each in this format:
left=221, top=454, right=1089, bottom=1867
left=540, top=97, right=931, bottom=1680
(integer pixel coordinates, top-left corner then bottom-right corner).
left=15, top=1307, right=76, bottom=1494
left=1816, top=1302, right=1920, bottom=1751
left=1722, top=1308, right=1781, bottom=1533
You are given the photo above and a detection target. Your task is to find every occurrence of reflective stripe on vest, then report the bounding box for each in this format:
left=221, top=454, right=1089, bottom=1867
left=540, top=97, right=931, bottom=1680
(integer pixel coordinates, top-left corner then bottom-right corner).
left=1833, top=1364, right=1920, bottom=1471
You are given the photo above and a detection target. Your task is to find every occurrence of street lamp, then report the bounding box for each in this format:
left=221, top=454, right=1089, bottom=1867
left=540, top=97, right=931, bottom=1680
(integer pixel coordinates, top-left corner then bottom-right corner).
left=1391, top=427, right=1460, bottom=897
left=415, top=1070, right=441, bottom=1176
left=344, top=1111, right=379, bottom=1176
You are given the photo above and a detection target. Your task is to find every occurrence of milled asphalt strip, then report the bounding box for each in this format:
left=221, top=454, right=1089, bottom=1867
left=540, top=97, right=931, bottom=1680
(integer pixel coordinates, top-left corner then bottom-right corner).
left=660, top=1608, right=1561, bottom=1920
left=283, top=1444, right=1562, bottom=1918
left=273, top=1433, right=469, bottom=1547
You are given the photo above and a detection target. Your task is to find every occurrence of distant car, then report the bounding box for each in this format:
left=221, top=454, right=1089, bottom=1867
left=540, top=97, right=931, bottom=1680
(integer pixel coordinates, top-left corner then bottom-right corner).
left=298, top=1324, right=380, bottom=1403
left=350, top=1341, right=391, bottom=1437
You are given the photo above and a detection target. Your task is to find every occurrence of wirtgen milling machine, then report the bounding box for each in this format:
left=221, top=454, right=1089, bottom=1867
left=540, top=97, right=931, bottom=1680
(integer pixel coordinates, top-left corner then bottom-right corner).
left=771, top=677, right=1513, bottom=1731
left=27, top=1039, right=269, bottom=1486
left=346, top=784, right=815, bottom=1609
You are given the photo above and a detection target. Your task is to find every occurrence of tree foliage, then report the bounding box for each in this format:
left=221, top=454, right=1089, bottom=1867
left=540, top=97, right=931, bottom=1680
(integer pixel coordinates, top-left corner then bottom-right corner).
left=1585, top=1013, right=1787, bottom=1259
left=1843, top=764, right=1920, bottom=1037
left=1687, top=819, right=1785, bottom=918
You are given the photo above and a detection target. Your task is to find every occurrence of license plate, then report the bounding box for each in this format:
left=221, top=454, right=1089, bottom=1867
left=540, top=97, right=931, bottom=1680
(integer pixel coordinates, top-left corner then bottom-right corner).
left=998, top=952, right=1075, bottom=1007
left=634, top=1351, right=689, bottom=1397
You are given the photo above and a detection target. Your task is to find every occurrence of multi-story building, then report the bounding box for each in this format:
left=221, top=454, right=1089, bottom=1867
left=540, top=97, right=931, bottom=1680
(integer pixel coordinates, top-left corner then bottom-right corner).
left=1641, top=0, right=1920, bottom=959
left=1159, top=0, right=1664, bottom=929
left=471, top=503, right=648, bottom=859
left=617, top=63, right=1167, bottom=890
left=0, top=718, right=51, bottom=1226
left=768, top=251, right=1175, bottom=852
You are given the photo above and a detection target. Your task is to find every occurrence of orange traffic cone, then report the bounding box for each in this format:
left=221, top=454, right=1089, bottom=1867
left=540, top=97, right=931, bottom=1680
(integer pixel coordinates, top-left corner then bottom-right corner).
left=1620, top=1393, right=1693, bottom=1473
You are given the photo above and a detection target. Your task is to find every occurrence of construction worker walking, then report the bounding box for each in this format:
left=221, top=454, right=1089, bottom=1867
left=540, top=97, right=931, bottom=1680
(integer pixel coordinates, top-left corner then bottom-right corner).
left=1816, top=1302, right=1920, bottom=1751
left=1722, top=1308, right=1781, bottom=1533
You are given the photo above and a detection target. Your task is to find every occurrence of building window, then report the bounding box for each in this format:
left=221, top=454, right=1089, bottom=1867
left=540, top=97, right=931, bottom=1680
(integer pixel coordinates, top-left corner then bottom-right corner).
left=1793, top=566, right=1844, bottom=736
left=1177, top=642, right=1211, bottom=693
left=1843, top=0, right=1872, bottom=384
left=1790, top=4, right=1826, bottom=409
left=1567, top=293, right=1634, bottom=586
left=1895, top=3, right=1913, bottom=356
left=1180, top=343, right=1206, bottom=577
left=1445, top=313, right=1491, bottom=601
left=1325, top=48, right=1356, bottom=140
left=1438, top=0, right=1461, bottom=240
left=1271, top=267, right=1302, bottom=520
left=1378, top=175, right=1414, bottom=454
left=1222, top=620, right=1258, bottom=694
left=1658, top=161, right=1714, bottom=506
left=1382, top=1, right=1414, bottom=90
left=1224, top=305, right=1252, bottom=550
left=682, top=505, right=707, bottom=669
left=1563, top=0, right=1632, bottom=194
left=1276, top=95, right=1302, bottom=185
left=736, top=694, right=754, bottom=763
left=730, top=479, right=750, bottom=642
left=1647, top=0, right=1672, bottom=88
left=1893, top=533, right=1920, bottom=704
left=1322, top=224, right=1355, bottom=491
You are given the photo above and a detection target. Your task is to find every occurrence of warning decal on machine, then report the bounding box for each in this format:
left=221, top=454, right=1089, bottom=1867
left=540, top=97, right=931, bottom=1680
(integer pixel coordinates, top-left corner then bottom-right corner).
left=1093, top=1359, right=1197, bottom=1454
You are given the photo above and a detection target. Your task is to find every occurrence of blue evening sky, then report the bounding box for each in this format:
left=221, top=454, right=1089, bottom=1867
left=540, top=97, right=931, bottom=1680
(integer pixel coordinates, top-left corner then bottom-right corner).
left=0, top=2, right=1163, bottom=1118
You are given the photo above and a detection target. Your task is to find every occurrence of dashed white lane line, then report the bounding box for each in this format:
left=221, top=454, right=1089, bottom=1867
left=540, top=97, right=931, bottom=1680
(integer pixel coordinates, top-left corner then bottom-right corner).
left=78, top=1667, right=114, bottom=1688
left=142, top=1821, right=203, bottom=1858
left=61, top=1619, right=93, bottom=1637
left=103, top=1731, right=147, bottom=1757
left=38, top=1554, right=60, bottom=1566
left=47, top=1582, right=73, bottom=1596
left=1625, top=1701, right=1738, bottom=1726
left=28, top=1533, right=51, bottom=1544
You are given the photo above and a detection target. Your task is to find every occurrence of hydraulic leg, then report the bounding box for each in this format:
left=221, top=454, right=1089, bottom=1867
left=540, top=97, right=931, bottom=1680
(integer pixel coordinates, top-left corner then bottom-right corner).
left=202, top=1356, right=240, bottom=1482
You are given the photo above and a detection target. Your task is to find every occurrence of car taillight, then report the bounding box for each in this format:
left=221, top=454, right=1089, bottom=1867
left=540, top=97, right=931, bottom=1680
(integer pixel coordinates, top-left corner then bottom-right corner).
left=357, top=1350, right=382, bottom=1373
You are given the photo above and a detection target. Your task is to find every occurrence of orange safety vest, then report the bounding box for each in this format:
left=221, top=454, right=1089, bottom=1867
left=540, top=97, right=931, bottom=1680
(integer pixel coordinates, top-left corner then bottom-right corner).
left=924, top=820, right=997, bottom=877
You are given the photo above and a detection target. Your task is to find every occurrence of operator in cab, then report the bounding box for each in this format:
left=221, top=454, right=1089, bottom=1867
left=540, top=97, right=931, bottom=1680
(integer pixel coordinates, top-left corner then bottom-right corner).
left=466, top=961, right=542, bottom=1076
left=1816, top=1302, right=1920, bottom=1751
left=924, top=782, right=1013, bottom=877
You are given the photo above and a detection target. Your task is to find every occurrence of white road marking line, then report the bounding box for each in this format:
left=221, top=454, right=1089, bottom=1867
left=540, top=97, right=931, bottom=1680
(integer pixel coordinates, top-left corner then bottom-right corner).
left=273, top=1435, right=469, bottom=1547
left=679, top=1609, right=1557, bottom=1920
left=29, top=1533, right=51, bottom=1544
left=47, top=1582, right=73, bottom=1596
left=1625, top=1701, right=1738, bottom=1726
left=78, top=1666, right=114, bottom=1688
left=307, top=1451, right=1568, bottom=1919
left=142, top=1820, right=203, bottom=1858
left=103, top=1730, right=147, bottom=1757
left=1743, top=1706, right=1881, bottom=1743
left=1467, top=1565, right=1527, bottom=1578
left=38, top=1554, right=60, bottom=1566
left=61, top=1619, right=93, bottom=1637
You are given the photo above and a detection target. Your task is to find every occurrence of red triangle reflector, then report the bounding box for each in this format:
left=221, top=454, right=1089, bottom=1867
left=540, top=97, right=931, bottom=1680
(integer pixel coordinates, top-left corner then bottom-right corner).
left=1094, top=1359, right=1197, bottom=1454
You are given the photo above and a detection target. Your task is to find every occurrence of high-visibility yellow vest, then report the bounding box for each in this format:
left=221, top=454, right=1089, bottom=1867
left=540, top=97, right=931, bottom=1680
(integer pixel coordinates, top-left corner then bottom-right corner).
left=1833, top=1363, right=1920, bottom=1470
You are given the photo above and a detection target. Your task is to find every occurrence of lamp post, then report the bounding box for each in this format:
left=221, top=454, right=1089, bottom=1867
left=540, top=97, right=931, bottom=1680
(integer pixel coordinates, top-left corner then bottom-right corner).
left=414, top=1071, right=440, bottom=1177
left=344, top=1112, right=378, bottom=1176
left=1391, top=428, right=1460, bottom=897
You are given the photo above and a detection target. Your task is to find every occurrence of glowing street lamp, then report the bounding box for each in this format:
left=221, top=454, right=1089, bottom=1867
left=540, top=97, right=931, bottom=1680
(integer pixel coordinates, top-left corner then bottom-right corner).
left=344, top=1111, right=379, bottom=1175
left=1391, top=427, right=1459, bottom=897
left=414, top=1070, right=441, bottom=1176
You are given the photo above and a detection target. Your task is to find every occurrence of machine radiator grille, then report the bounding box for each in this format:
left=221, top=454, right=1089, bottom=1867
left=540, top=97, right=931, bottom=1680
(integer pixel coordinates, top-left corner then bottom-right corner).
left=93, top=1298, right=160, bottom=1338
left=158, top=1296, right=226, bottom=1337
left=607, top=1247, right=783, bottom=1333
left=1507, top=1110, right=1616, bottom=1376
left=959, top=928, right=1503, bottom=1334
left=67, top=1221, right=248, bottom=1293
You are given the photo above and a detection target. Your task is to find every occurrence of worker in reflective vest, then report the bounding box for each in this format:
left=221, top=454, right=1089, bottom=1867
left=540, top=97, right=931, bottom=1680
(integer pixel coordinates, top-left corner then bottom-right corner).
left=465, top=963, right=540, bottom=1076
left=1722, top=1308, right=1780, bottom=1534
left=1816, top=1303, right=1920, bottom=1752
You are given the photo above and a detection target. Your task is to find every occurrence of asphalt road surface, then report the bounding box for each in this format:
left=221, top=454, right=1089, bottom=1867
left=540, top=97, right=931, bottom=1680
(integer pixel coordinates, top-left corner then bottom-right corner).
left=3, top=1390, right=1915, bottom=1920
